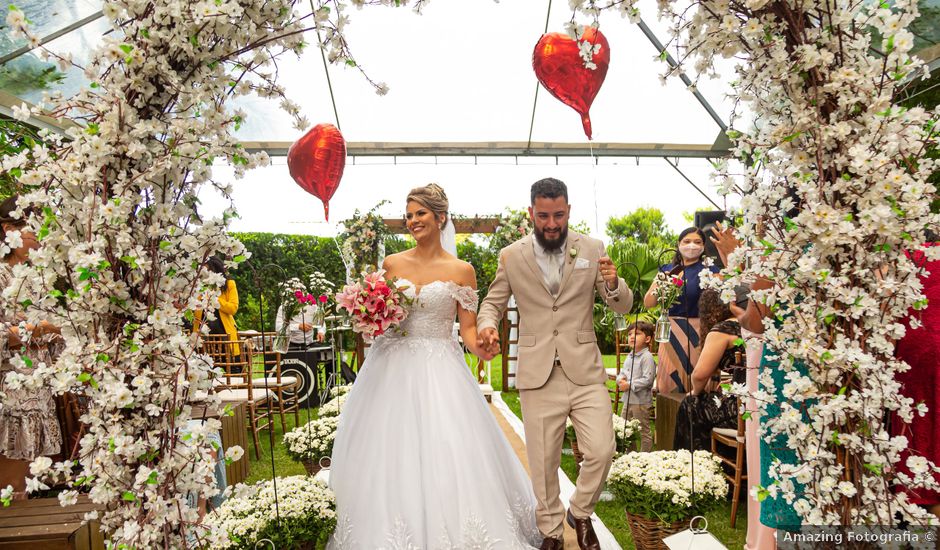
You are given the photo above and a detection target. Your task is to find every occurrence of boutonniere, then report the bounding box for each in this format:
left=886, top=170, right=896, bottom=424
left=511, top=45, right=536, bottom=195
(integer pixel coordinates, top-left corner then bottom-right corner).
left=569, top=247, right=579, bottom=261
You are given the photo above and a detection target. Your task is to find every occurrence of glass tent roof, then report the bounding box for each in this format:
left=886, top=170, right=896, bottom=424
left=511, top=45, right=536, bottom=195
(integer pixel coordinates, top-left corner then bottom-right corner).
left=1, top=1, right=938, bottom=235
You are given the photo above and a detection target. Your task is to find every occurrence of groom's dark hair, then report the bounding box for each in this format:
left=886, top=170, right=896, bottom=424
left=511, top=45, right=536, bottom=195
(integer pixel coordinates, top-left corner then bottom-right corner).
left=530, top=178, right=568, bottom=204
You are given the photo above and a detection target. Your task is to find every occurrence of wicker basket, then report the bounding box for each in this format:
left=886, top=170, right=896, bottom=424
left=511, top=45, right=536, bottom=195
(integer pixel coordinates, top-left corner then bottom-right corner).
left=302, top=457, right=331, bottom=476
left=624, top=510, right=688, bottom=550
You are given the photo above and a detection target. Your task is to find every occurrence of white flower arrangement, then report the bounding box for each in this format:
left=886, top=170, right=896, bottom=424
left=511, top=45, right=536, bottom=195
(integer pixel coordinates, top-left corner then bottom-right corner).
left=329, top=384, right=353, bottom=399
left=283, top=416, right=340, bottom=463
left=204, top=476, right=337, bottom=549
left=317, top=394, right=348, bottom=418
left=0, top=0, right=324, bottom=546
left=565, top=415, right=639, bottom=455
left=612, top=416, right=641, bottom=455
left=339, top=201, right=389, bottom=277
left=607, top=450, right=727, bottom=524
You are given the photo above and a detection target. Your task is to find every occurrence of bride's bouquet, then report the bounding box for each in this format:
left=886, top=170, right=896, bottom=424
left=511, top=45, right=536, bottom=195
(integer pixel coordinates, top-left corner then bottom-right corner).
left=335, top=269, right=411, bottom=338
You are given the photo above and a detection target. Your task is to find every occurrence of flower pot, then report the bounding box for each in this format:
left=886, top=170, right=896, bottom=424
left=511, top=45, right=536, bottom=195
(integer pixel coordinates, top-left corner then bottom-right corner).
left=302, top=457, right=331, bottom=476
left=624, top=510, right=688, bottom=550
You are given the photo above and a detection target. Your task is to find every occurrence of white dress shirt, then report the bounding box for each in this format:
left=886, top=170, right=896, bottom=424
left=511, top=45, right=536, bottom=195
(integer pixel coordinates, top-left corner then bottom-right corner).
left=275, top=303, right=326, bottom=345
left=532, top=237, right=567, bottom=297
left=532, top=235, right=620, bottom=298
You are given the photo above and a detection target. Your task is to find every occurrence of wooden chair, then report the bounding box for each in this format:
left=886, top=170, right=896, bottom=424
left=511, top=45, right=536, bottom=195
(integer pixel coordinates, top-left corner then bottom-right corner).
left=199, top=334, right=273, bottom=460
left=499, top=304, right=520, bottom=391
left=248, top=332, right=301, bottom=432
left=711, top=396, right=746, bottom=528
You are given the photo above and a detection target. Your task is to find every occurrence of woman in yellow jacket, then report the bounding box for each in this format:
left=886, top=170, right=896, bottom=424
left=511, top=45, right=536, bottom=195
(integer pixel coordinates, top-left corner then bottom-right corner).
left=196, top=256, right=240, bottom=357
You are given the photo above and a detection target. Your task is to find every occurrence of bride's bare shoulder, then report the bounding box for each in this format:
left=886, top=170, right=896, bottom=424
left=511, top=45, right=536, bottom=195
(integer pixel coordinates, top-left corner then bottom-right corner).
left=381, top=251, right=409, bottom=277
left=447, top=257, right=476, bottom=289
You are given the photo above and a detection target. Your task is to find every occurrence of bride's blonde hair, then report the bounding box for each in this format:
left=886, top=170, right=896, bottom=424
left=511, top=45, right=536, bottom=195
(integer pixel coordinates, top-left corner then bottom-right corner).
left=406, top=183, right=449, bottom=229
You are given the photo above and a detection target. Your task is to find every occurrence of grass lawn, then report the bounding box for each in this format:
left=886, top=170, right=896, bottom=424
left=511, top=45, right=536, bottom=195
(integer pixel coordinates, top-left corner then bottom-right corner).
left=246, top=353, right=748, bottom=549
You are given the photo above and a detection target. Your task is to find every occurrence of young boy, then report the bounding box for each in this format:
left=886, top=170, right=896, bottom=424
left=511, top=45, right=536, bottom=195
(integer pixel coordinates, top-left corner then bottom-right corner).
left=617, top=321, right=656, bottom=452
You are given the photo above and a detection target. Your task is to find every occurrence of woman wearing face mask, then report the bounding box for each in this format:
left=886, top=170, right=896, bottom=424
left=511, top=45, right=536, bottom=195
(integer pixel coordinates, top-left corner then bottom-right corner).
left=643, top=227, right=720, bottom=394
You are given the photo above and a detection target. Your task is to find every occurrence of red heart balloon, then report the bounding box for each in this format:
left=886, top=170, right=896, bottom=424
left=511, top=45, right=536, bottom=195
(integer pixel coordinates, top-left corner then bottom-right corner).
left=532, top=27, right=610, bottom=140
left=287, top=123, right=346, bottom=221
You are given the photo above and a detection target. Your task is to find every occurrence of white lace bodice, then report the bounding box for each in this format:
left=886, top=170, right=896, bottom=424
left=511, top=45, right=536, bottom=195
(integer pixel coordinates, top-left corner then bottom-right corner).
left=384, top=279, right=478, bottom=340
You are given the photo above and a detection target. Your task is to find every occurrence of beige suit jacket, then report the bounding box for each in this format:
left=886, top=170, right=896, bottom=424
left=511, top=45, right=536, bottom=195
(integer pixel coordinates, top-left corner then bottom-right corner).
left=477, top=231, right=632, bottom=390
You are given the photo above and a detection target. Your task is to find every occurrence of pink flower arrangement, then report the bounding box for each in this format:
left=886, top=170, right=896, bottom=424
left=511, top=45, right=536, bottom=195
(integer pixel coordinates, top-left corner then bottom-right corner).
left=335, top=269, right=410, bottom=338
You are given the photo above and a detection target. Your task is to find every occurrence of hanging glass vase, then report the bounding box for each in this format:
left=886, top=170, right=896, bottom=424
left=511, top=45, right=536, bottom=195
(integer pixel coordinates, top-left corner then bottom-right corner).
left=655, top=311, right=671, bottom=343
left=273, top=307, right=291, bottom=354
left=614, top=314, right=627, bottom=332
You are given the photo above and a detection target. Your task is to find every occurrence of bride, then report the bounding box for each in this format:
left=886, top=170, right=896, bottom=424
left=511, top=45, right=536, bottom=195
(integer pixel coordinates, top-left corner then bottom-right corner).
left=327, top=184, right=542, bottom=549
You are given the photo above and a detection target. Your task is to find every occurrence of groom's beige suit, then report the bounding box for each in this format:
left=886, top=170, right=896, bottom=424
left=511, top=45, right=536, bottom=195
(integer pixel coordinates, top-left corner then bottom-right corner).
left=478, top=231, right=631, bottom=539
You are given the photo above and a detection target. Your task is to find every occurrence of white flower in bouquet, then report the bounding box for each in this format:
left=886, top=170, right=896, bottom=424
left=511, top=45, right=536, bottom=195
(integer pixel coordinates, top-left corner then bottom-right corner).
left=206, top=476, right=337, bottom=549
left=283, top=416, right=340, bottom=462
left=607, top=450, right=727, bottom=524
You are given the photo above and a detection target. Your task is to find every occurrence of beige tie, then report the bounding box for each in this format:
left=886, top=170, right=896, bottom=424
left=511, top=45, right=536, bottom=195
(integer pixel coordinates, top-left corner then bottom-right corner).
left=547, top=251, right=562, bottom=296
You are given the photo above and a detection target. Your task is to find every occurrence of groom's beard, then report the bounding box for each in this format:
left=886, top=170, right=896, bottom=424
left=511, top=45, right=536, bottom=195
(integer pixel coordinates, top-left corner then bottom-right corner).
left=534, top=224, right=568, bottom=253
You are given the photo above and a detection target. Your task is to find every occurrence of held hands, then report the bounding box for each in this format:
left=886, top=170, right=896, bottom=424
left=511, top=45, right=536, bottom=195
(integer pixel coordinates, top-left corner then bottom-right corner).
left=598, top=256, right=618, bottom=290
left=477, top=327, right=501, bottom=361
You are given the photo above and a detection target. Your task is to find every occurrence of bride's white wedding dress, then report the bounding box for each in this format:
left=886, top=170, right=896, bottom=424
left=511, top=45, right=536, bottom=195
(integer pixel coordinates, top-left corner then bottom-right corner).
left=326, top=279, right=541, bottom=550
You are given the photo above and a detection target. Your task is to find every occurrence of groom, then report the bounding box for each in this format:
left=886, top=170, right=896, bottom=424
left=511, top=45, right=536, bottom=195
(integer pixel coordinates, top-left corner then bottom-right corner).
left=478, top=178, right=631, bottom=550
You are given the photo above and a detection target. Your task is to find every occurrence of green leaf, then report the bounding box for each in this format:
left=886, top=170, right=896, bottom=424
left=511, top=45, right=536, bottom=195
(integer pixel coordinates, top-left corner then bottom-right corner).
left=756, top=486, right=770, bottom=502
left=345, top=59, right=357, bottom=67
left=158, top=240, right=172, bottom=250
left=781, top=131, right=801, bottom=142
left=96, top=353, right=109, bottom=362
left=783, top=217, right=797, bottom=231
left=233, top=255, right=247, bottom=263
left=824, top=314, right=835, bottom=325
left=831, top=431, right=841, bottom=445
left=863, top=463, right=883, bottom=476
left=121, top=491, right=136, bottom=502
left=820, top=351, right=833, bottom=361
left=85, top=122, right=99, bottom=135
left=108, top=437, right=116, bottom=452
left=741, top=411, right=752, bottom=421
left=146, top=471, right=158, bottom=485
left=720, top=383, right=731, bottom=391
left=838, top=386, right=847, bottom=395
left=120, top=256, right=139, bottom=269
left=49, top=289, right=63, bottom=299
left=659, top=50, right=668, bottom=61
left=733, top=338, right=745, bottom=347
left=89, top=82, right=99, bottom=89
left=913, top=298, right=929, bottom=310
left=118, top=44, right=133, bottom=54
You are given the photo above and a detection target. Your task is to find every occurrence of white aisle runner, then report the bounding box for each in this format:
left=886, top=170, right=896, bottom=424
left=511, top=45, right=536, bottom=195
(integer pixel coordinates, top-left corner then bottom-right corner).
left=492, top=392, right=623, bottom=550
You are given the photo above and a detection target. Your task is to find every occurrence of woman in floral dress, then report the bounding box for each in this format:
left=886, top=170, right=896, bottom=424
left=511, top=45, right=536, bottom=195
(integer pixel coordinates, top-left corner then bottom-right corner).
left=0, top=197, right=63, bottom=499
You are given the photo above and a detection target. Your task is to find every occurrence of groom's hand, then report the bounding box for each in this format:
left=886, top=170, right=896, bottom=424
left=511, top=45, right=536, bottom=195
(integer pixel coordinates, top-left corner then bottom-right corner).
left=479, top=327, right=500, bottom=356
left=599, top=256, right=619, bottom=290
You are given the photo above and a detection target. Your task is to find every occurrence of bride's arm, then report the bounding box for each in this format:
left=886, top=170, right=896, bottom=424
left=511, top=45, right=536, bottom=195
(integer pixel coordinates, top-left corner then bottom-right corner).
left=455, top=263, right=493, bottom=360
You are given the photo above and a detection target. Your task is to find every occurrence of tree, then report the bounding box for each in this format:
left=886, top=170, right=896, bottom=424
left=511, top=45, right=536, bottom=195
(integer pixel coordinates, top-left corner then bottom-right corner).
left=605, top=207, right=676, bottom=252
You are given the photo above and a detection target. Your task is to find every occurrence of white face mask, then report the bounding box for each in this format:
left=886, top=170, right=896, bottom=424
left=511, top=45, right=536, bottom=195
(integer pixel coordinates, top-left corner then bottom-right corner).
left=679, top=243, right=704, bottom=260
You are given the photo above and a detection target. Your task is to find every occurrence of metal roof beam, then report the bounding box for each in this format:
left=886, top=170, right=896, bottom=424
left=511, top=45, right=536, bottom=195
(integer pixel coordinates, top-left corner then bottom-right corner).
left=241, top=141, right=731, bottom=158
left=0, top=11, right=104, bottom=66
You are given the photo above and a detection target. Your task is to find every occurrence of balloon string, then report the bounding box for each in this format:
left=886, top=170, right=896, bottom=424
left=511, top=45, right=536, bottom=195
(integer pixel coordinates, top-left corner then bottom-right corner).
left=590, top=140, right=600, bottom=236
